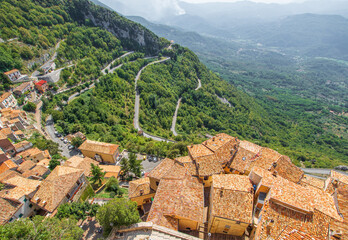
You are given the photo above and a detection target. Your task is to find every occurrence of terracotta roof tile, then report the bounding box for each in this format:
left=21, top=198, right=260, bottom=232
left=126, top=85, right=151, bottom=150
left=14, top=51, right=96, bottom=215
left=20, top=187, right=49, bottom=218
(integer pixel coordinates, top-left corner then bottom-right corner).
left=0, top=198, right=21, bottom=225
left=78, top=140, right=119, bottom=155
left=148, top=158, right=175, bottom=180
left=211, top=174, right=253, bottom=224
left=0, top=179, right=40, bottom=201
left=0, top=92, right=12, bottom=102
left=273, top=156, right=304, bottom=183
left=3, top=175, right=40, bottom=189
left=31, top=166, right=84, bottom=212
left=175, top=156, right=192, bottom=163
left=0, top=170, right=21, bottom=183
left=129, top=177, right=154, bottom=199
left=229, top=140, right=262, bottom=173
left=99, top=165, right=120, bottom=178
left=247, top=147, right=281, bottom=172
left=299, top=175, right=325, bottom=190
left=63, top=156, right=99, bottom=176
left=187, top=144, right=214, bottom=159
left=37, top=158, right=50, bottom=167
left=4, top=69, right=19, bottom=75
left=195, top=154, right=224, bottom=176
left=22, top=165, right=49, bottom=178
left=147, top=168, right=204, bottom=230
left=13, top=82, right=31, bottom=93
left=277, top=226, right=321, bottom=240
left=331, top=170, right=348, bottom=185
left=13, top=141, right=32, bottom=151
left=17, top=160, right=36, bottom=173
left=0, top=160, right=17, bottom=174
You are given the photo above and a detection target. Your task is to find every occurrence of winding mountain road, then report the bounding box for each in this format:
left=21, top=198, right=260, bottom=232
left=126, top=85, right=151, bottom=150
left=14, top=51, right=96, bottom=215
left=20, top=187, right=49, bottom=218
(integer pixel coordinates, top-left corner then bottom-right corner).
left=170, top=78, right=202, bottom=136
left=102, top=51, right=133, bottom=75
left=133, top=57, right=175, bottom=143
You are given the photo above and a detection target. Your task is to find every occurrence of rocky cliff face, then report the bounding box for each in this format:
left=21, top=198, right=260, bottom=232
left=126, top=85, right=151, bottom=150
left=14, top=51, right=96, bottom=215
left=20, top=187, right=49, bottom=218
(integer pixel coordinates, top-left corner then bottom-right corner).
left=64, top=0, right=162, bottom=54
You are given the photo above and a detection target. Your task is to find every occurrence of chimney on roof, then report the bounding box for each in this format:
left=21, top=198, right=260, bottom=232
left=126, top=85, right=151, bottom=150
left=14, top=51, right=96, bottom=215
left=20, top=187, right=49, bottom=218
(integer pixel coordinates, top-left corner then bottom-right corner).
left=212, top=137, right=215, bottom=141
left=266, top=219, right=274, bottom=236
left=191, top=144, right=193, bottom=148
left=220, top=187, right=224, bottom=197
left=272, top=171, right=278, bottom=177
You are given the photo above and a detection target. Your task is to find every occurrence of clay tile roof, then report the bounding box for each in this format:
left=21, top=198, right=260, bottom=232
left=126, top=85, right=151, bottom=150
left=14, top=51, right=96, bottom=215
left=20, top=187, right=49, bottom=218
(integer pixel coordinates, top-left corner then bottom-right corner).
left=78, top=140, right=119, bottom=155
left=202, top=133, right=235, bottom=152
left=0, top=170, right=21, bottom=183
left=187, top=144, right=213, bottom=159
left=4, top=69, right=19, bottom=75
left=13, top=140, right=31, bottom=150
left=0, top=92, right=12, bottom=102
left=195, top=154, right=224, bottom=176
left=35, top=80, right=47, bottom=86
left=37, top=158, right=50, bottom=167
left=175, top=156, right=192, bottom=163
left=331, top=170, right=348, bottom=185
left=22, top=165, right=49, bottom=178
left=273, top=155, right=304, bottom=183
left=0, top=160, right=17, bottom=174
left=13, top=82, right=31, bottom=92
left=248, top=147, right=282, bottom=172
left=31, top=166, right=84, bottom=213
left=0, top=198, right=22, bottom=225
left=19, top=148, right=42, bottom=158
left=299, top=175, right=325, bottom=189
left=3, top=175, right=40, bottom=188
left=129, top=177, right=154, bottom=199
left=17, top=160, right=36, bottom=173
left=277, top=226, right=321, bottom=240
left=99, top=165, right=121, bottom=178
left=63, top=156, right=99, bottom=177
left=147, top=171, right=204, bottom=231
left=162, top=162, right=188, bottom=180
left=0, top=128, right=12, bottom=137
left=148, top=158, right=175, bottom=180
left=0, top=177, right=40, bottom=201
left=229, top=140, right=262, bottom=173
left=211, top=174, right=253, bottom=224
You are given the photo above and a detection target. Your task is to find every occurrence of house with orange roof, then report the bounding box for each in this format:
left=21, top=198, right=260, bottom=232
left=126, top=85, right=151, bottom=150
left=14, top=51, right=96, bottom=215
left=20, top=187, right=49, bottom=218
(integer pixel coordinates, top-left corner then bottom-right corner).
left=208, top=174, right=253, bottom=236
left=22, top=165, right=50, bottom=179
left=17, top=160, right=36, bottom=173
left=13, top=81, right=33, bottom=96
left=147, top=158, right=176, bottom=191
left=79, top=140, right=119, bottom=164
left=19, top=147, right=50, bottom=163
left=99, top=165, right=121, bottom=178
left=147, top=162, right=204, bottom=232
left=4, top=69, right=21, bottom=82
left=0, top=160, right=17, bottom=175
left=0, top=176, right=41, bottom=224
left=63, top=156, right=99, bottom=177
left=31, top=166, right=88, bottom=215
left=0, top=148, right=9, bottom=164
left=34, top=80, right=48, bottom=93
left=0, top=92, right=17, bottom=109
left=0, top=127, right=17, bottom=142
left=129, top=177, right=155, bottom=214
left=13, top=140, right=33, bottom=153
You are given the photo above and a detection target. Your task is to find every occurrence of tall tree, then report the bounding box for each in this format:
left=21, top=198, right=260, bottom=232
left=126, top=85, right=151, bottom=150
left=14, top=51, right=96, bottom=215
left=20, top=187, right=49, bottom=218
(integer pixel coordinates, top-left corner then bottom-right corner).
left=120, top=157, right=130, bottom=179
left=128, top=152, right=143, bottom=178
left=90, top=163, right=105, bottom=186
left=96, top=198, right=140, bottom=236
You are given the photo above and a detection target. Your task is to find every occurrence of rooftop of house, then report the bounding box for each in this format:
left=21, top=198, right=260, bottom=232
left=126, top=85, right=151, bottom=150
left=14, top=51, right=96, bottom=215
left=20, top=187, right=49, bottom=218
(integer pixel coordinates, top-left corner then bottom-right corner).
left=99, top=165, right=121, bottom=178
left=78, top=140, right=119, bottom=155
left=31, top=166, right=84, bottom=213
left=37, top=158, right=50, bottom=167
left=4, top=69, right=19, bottom=75
left=195, top=154, right=224, bottom=176
left=175, top=156, right=192, bottom=163
left=0, top=160, right=17, bottom=175
left=17, top=160, right=36, bottom=173
left=3, top=175, right=41, bottom=189
left=19, top=147, right=43, bottom=158
left=0, top=92, right=12, bottom=102
left=0, top=198, right=22, bottom=225
left=254, top=201, right=331, bottom=240
left=211, top=174, right=253, bottom=224
left=147, top=158, right=175, bottom=180
left=229, top=140, right=262, bottom=173
left=202, top=133, right=236, bottom=152
left=0, top=179, right=40, bottom=202
left=247, top=147, right=282, bottom=173
left=13, top=140, right=32, bottom=150
left=35, top=80, right=47, bottom=86
left=0, top=128, right=13, bottom=137
left=0, top=170, right=21, bottom=183
left=63, top=156, right=99, bottom=177
left=272, top=155, right=304, bottom=183
left=129, top=177, right=154, bottom=199
left=187, top=144, right=214, bottom=159
left=331, top=170, right=348, bottom=185
left=299, top=174, right=325, bottom=190
left=147, top=164, right=204, bottom=230
left=329, top=181, right=348, bottom=238
left=13, top=82, right=31, bottom=92
left=22, top=165, right=49, bottom=178
left=276, top=226, right=321, bottom=240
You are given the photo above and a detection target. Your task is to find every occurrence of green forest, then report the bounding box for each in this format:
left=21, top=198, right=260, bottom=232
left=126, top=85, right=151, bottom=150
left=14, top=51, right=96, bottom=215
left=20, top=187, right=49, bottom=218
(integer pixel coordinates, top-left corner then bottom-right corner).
left=0, top=0, right=347, bottom=168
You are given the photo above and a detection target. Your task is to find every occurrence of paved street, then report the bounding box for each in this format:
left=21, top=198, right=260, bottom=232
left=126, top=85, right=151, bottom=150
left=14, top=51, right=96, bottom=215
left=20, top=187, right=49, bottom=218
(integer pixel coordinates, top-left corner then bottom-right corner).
left=171, top=97, right=181, bottom=136
left=141, top=157, right=162, bottom=173
left=46, top=115, right=82, bottom=158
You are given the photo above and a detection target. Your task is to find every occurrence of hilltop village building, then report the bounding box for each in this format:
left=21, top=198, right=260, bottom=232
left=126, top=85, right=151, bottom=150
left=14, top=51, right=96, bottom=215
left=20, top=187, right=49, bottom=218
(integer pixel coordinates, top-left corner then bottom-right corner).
left=124, top=133, right=348, bottom=240
left=79, top=140, right=119, bottom=164
left=0, top=93, right=17, bottom=109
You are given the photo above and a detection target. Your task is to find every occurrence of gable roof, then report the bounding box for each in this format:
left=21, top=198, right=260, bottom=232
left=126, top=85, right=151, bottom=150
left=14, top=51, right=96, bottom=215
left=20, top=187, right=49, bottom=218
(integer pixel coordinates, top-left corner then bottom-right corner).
left=0, top=170, right=21, bottom=183
left=211, top=174, right=253, bottom=224
left=0, top=160, right=17, bottom=175
left=31, top=166, right=84, bottom=212
left=4, top=69, right=19, bottom=75
left=299, top=175, right=325, bottom=190
left=0, top=92, right=12, bottom=102
left=78, top=140, right=119, bottom=155
left=129, top=177, right=154, bottom=199
left=17, top=160, right=36, bottom=173
left=99, top=165, right=121, bottom=178
left=187, top=144, right=213, bottom=159
left=272, top=155, right=304, bottom=183
left=22, top=165, right=49, bottom=178
left=147, top=165, right=204, bottom=230
left=63, top=156, right=98, bottom=176
left=195, top=154, right=224, bottom=176
left=148, top=158, right=175, bottom=180
left=229, top=140, right=262, bottom=173
left=331, top=170, right=348, bottom=185
left=13, top=82, right=31, bottom=93
left=0, top=177, right=40, bottom=201
left=0, top=198, right=21, bottom=225
left=35, top=80, right=47, bottom=86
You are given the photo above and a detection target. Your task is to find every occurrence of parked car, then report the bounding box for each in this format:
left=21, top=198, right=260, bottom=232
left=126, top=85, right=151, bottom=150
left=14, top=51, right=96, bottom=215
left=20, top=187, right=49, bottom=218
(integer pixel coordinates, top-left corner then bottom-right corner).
left=60, top=137, right=64, bottom=141
left=54, top=131, right=58, bottom=136
left=63, top=139, right=68, bottom=144
left=56, top=133, right=62, bottom=137
left=153, top=156, right=158, bottom=163
left=68, top=145, right=74, bottom=150
left=148, top=156, right=153, bottom=162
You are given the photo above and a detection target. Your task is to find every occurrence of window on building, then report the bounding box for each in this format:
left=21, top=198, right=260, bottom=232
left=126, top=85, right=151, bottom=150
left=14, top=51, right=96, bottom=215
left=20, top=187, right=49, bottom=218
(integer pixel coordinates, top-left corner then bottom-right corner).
left=18, top=214, right=23, bottom=218
left=204, top=176, right=209, bottom=180
left=156, top=181, right=159, bottom=186
left=29, top=204, right=33, bottom=208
